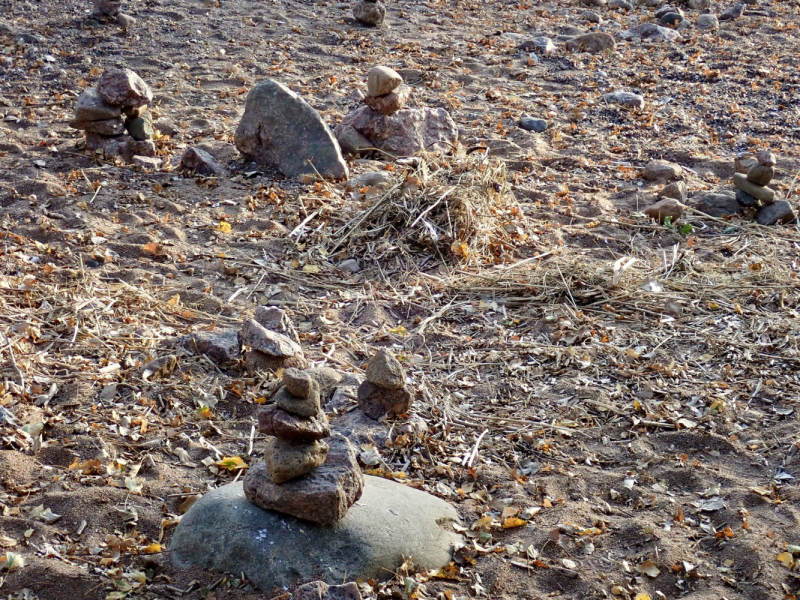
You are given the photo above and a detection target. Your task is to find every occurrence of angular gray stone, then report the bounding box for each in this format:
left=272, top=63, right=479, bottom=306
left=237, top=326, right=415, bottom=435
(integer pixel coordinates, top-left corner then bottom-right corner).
left=518, top=37, right=557, bottom=54
left=659, top=12, right=683, bottom=27
left=171, top=475, right=460, bottom=591
left=719, top=3, right=744, bottom=20
left=235, top=79, right=348, bottom=179
left=335, top=106, right=458, bottom=156
left=519, top=116, right=548, bottom=133
left=71, top=118, right=126, bottom=135
left=245, top=350, right=309, bottom=374
left=337, top=124, right=374, bottom=156
left=255, top=306, right=301, bottom=346
left=695, top=191, right=741, bottom=218
left=97, top=68, right=153, bottom=108
left=365, top=349, right=405, bottom=390
left=733, top=173, right=774, bottom=203
left=602, top=91, right=645, bottom=109
left=644, top=198, right=684, bottom=223
left=735, top=189, right=760, bottom=208
left=353, top=0, right=386, bottom=26
left=241, top=319, right=303, bottom=357
left=659, top=180, right=688, bottom=202
left=306, top=367, right=344, bottom=392
left=179, top=146, right=226, bottom=176
left=696, top=14, right=719, bottom=31
left=126, top=117, right=154, bottom=141
left=565, top=32, right=616, bottom=53
left=275, top=386, right=321, bottom=418
left=131, top=155, right=162, bottom=170
left=263, top=437, right=328, bottom=484
left=74, top=88, right=121, bottom=121
left=757, top=201, right=795, bottom=226
left=259, top=406, right=331, bottom=442
left=284, top=368, right=314, bottom=399
left=735, top=153, right=758, bottom=174
left=245, top=433, right=363, bottom=524
left=178, top=328, right=240, bottom=365
left=93, top=0, right=120, bottom=16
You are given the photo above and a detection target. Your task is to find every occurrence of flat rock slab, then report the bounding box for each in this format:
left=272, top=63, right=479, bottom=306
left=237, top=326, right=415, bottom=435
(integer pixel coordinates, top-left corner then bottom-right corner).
left=171, top=476, right=461, bottom=592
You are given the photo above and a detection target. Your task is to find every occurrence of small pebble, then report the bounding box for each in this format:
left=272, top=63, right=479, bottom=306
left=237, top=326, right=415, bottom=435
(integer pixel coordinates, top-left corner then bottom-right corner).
left=519, top=116, right=548, bottom=132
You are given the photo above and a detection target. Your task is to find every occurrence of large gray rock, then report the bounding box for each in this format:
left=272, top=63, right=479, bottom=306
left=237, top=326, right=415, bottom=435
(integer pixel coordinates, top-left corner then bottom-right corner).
left=235, top=79, right=348, bottom=179
left=171, top=475, right=460, bottom=592
left=335, top=106, right=458, bottom=156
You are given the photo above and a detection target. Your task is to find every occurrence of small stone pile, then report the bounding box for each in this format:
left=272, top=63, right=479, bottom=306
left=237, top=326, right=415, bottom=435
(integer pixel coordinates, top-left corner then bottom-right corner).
left=240, top=306, right=309, bottom=374
left=357, top=349, right=412, bottom=420
left=364, top=66, right=410, bottom=116
left=92, top=0, right=136, bottom=28
left=733, top=150, right=796, bottom=225
left=70, top=68, right=158, bottom=167
left=243, top=368, right=364, bottom=525
left=353, top=0, right=386, bottom=26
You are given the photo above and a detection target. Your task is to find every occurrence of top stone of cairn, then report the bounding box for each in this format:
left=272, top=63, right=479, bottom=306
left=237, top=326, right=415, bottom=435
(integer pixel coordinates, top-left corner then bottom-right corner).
left=367, top=66, right=403, bottom=98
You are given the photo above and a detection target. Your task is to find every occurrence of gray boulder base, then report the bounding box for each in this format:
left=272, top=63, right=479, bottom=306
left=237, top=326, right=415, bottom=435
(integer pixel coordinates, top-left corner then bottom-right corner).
left=235, top=79, right=348, bottom=179
left=171, top=476, right=461, bottom=593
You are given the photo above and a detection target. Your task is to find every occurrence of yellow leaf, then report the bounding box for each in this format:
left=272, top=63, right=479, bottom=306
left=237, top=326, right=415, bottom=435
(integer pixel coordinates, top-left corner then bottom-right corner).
left=141, top=543, right=162, bottom=554
left=502, top=517, right=528, bottom=529
left=777, top=552, right=795, bottom=569
left=636, top=560, right=660, bottom=577
left=165, top=294, right=181, bottom=306
left=388, top=325, right=408, bottom=336
left=217, top=221, right=232, bottom=234
left=216, top=456, right=248, bottom=471
left=254, top=396, right=267, bottom=405
left=635, top=594, right=652, bottom=600
left=302, top=264, right=321, bottom=274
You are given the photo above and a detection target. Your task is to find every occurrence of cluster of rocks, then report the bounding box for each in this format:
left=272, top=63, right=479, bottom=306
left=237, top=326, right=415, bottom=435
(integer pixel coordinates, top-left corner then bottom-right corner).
left=733, top=150, right=795, bottom=225
left=353, top=0, right=385, bottom=26
left=243, top=367, right=364, bottom=525
left=70, top=68, right=159, bottom=168
left=335, top=66, right=458, bottom=158
left=92, top=0, right=136, bottom=28
left=357, top=349, right=412, bottom=420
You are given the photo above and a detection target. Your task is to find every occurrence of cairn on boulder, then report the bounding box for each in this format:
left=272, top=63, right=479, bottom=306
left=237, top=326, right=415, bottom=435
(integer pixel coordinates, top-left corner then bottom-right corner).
left=357, top=349, right=412, bottom=420
left=335, top=67, right=458, bottom=157
left=240, top=306, right=309, bottom=374
left=70, top=68, right=158, bottom=165
left=353, top=0, right=386, bottom=26
left=732, top=150, right=796, bottom=225
left=244, top=368, right=364, bottom=525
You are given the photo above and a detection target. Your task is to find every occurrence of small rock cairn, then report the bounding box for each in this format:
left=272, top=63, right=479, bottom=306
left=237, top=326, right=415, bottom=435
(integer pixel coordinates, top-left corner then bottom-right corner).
left=733, top=150, right=795, bottom=225
left=92, top=0, right=136, bottom=28
left=357, top=349, right=412, bottom=420
left=244, top=368, right=363, bottom=525
left=70, top=68, right=158, bottom=166
left=364, top=66, right=410, bottom=116
left=353, top=0, right=386, bottom=26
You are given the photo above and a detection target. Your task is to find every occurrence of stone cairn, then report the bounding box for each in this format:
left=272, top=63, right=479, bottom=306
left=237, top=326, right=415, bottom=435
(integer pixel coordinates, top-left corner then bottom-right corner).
left=243, top=368, right=364, bottom=525
left=733, top=150, right=796, bottom=225
left=92, top=0, right=136, bottom=29
left=70, top=68, right=159, bottom=167
left=357, top=349, right=412, bottom=420
left=353, top=0, right=385, bottom=26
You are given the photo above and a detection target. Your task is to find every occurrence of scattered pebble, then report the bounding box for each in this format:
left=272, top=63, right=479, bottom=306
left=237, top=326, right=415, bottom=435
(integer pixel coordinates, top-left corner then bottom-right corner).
left=519, top=116, right=548, bottom=132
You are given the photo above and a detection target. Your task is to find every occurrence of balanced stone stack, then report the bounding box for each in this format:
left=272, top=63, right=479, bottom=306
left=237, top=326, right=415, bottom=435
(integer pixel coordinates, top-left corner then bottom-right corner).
left=353, top=0, right=386, bottom=26
left=244, top=368, right=364, bottom=525
left=357, top=349, right=412, bottom=420
left=364, top=66, right=410, bottom=116
left=733, top=150, right=796, bottom=225
left=240, top=306, right=309, bottom=374
left=70, top=68, right=158, bottom=165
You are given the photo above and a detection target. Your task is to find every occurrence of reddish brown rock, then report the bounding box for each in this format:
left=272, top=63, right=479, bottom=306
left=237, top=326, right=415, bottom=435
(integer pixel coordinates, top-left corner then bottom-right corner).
left=258, top=406, right=331, bottom=442
left=243, top=433, right=364, bottom=525
left=97, top=68, right=153, bottom=108
left=179, top=146, right=226, bottom=176
left=357, top=380, right=412, bottom=420
left=756, top=149, right=777, bottom=167
left=363, top=85, right=411, bottom=115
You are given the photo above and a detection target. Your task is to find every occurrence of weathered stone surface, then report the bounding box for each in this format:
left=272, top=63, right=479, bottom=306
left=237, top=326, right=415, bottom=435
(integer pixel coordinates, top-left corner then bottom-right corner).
left=735, top=189, right=760, bottom=208
left=244, top=433, right=364, bottom=525
left=565, top=32, right=616, bottom=53
left=644, top=198, right=684, bottom=223
left=295, top=581, right=362, bottom=600
left=601, top=91, right=644, bottom=109
left=275, top=386, right=321, bottom=418
left=695, top=191, right=741, bottom=218
left=365, top=349, right=405, bottom=390
left=97, top=69, right=153, bottom=108
left=172, top=473, right=459, bottom=591
left=179, top=146, right=226, bottom=176
left=735, top=153, right=758, bottom=174
left=132, top=155, right=162, bottom=170
left=733, top=173, right=775, bottom=203
left=337, top=124, right=374, bottom=156
left=357, top=381, right=412, bottom=420
left=264, top=437, right=328, bottom=484
left=757, top=201, right=795, bottom=226
left=93, top=0, right=121, bottom=16
left=74, top=88, right=121, bottom=121
left=284, top=368, right=314, bottom=399
left=120, top=139, right=156, bottom=161
left=259, top=406, right=331, bottom=442
left=696, top=14, right=719, bottom=30
left=367, top=66, right=402, bottom=98
left=364, top=85, right=411, bottom=115
left=126, top=117, right=154, bottom=141
left=659, top=12, right=683, bottom=27
left=643, top=160, right=682, bottom=181
left=235, top=79, right=348, bottom=179
left=719, top=3, right=744, bottom=21
left=519, top=116, right=548, bottom=132
left=659, top=181, right=688, bottom=202
left=245, top=350, right=309, bottom=374
left=747, top=164, right=773, bottom=186
left=85, top=132, right=127, bottom=156
left=178, top=328, right=240, bottom=365
left=620, top=23, right=681, bottom=41
left=124, top=104, right=148, bottom=119
left=255, top=306, right=301, bottom=346
left=71, top=117, right=126, bottom=135
left=353, top=0, right=386, bottom=26
left=518, top=36, right=557, bottom=54
left=306, top=367, right=344, bottom=392
left=241, top=319, right=303, bottom=357
left=756, top=150, right=776, bottom=167
left=335, top=106, right=458, bottom=156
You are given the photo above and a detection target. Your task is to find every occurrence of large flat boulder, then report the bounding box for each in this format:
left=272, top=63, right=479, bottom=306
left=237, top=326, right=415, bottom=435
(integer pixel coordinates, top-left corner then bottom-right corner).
left=171, top=476, right=461, bottom=592
left=235, top=79, right=348, bottom=179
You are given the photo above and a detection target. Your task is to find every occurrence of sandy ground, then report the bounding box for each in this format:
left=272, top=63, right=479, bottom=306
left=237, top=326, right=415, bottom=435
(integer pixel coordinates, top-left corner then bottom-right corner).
left=2, top=0, right=800, bottom=599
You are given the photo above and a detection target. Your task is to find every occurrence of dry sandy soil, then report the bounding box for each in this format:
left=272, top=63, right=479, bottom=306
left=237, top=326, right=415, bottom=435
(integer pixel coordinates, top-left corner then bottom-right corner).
left=2, top=0, right=800, bottom=598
